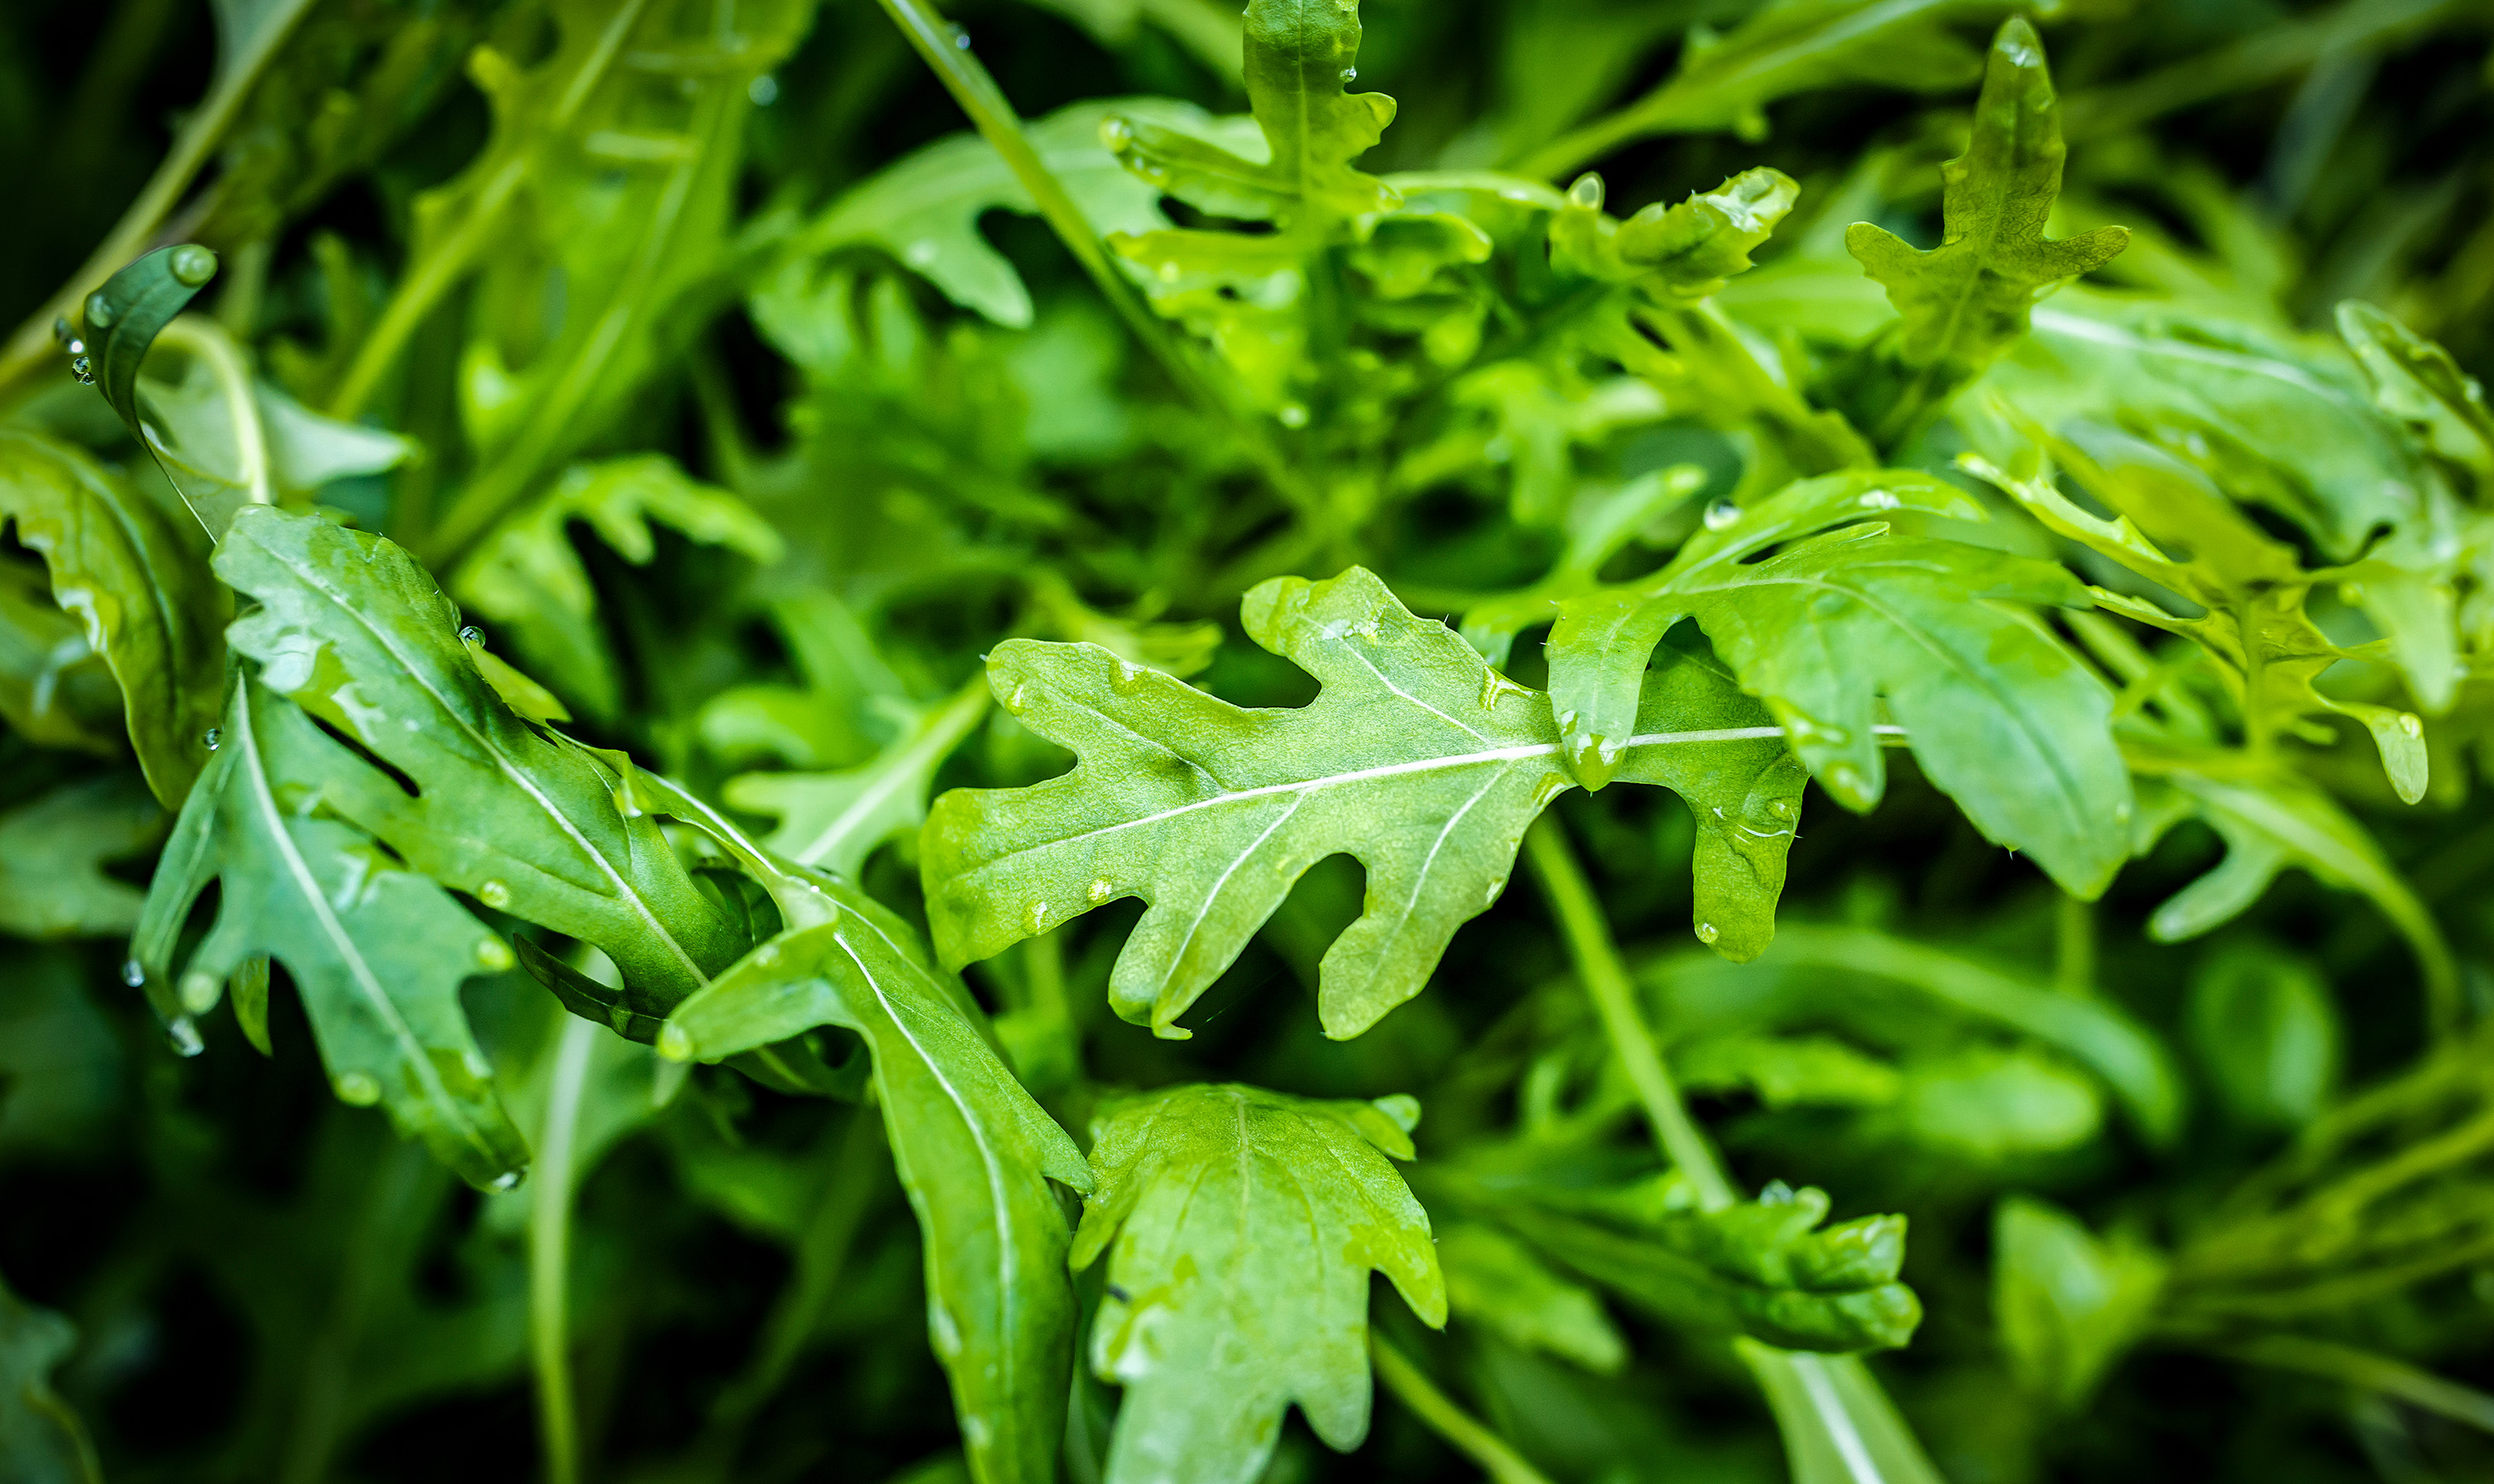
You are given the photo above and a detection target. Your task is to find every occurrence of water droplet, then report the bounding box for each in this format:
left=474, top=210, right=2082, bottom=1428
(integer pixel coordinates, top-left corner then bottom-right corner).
left=459, top=624, right=482, bottom=644
left=951, top=24, right=971, bottom=47
left=488, top=1170, right=523, bottom=1193
left=2339, top=582, right=2367, bottom=604
left=1483, top=876, right=1505, bottom=906
left=180, top=971, right=219, bottom=1013
left=201, top=727, right=221, bottom=751
left=746, top=74, right=779, bottom=107
left=1005, top=683, right=1028, bottom=712
left=1759, top=1179, right=1795, bottom=1205
left=335, top=1071, right=382, bottom=1106
left=1703, top=500, right=1742, bottom=531
left=165, top=1015, right=205, bottom=1058
left=168, top=244, right=218, bottom=287
left=1567, top=173, right=1604, bottom=210
left=476, top=937, right=515, bottom=971
left=1339, top=67, right=1357, bottom=82
left=476, top=879, right=512, bottom=909
left=1694, top=921, right=1720, bottom=944
left=1857, top=489, right=1900, bottom=510
left=1531, top=774, right=1571, bottom=809
left=1767, top=797, right=1799, bottom=821
left=1088, top=878, right=1114, bottom=905
left=2399, top=712, right=2423, bottom=738
left=1028, top=901, right=1051, bottom=932
left=51, top=316, right=75, bottom=348
left=1277, top=402, right=1310, bottom=428
left=121, top=958, right=146, bottom=988
left=1825, top=762, right=1866, bottom=798
left=1111, top=659, right=1146, bottom=693
left=83, top=291, right=116, bottom=329
left=658, top=1023, right=695, bottom=1062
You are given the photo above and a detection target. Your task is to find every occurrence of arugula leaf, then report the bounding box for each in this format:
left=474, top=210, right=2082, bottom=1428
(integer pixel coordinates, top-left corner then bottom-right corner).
left=1994, top=1197, right=2163, bottom=1412
left=662, top=880, right=1092, bottom=1484
left=924, top=566, right=1813, bottom=1041
left=0, top=1274, right=101, bottom=1484
left=0, top=429, right=226, bottom=807
left=1068, top=1083, right=1445, bottom=1484
left=451, top=457, right=782, bottom=722
left=76, top=244, right=220, bottom=439
left=213, top=503, right=745, bottom=1000
left=0, top=777, right=162, bottom=939
left=2337, top=300, right=2494, bottom=480
left=132, top=675, right=530, bottom=1189
left=1842, top=18, right=2130, bottom=443
left=727, top=678, right=991, bottom=879
left=1544, top=469, right=2135, bottom=896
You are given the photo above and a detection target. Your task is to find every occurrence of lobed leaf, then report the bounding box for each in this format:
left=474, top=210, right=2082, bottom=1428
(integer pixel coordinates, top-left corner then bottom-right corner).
left=132, top=676, right=530, bottom=1189
left=1068, top=1083, right=1445, bottom=1484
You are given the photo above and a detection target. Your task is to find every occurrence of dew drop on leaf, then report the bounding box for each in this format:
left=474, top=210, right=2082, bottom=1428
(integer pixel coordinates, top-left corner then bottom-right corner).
left=1703, top=500, right=1742, bottom=531
left=180, top=971, right=219, bottom=1013
left=1695, top=921, right=1720, bottom=944
left=476, top=879, right=512, bottom=909
left=202, top=727, right=221, bottom=751
left=1567, top=173, right=1604, bottom=210
left=82, top=291, right=116, bottom=329
left=121, top=958, right=146, bottom=988
left=1340, top=67, right=1357, bottom=81
left=168, top=244, right=218, bottom=286
left=165, top=1016, right=205, bottom=1058
left=487, top=1170, right=523, bottom=1193
left=459, top=624, right=483, bottom=644
left=335, top=1072, right=382, bottom=1106
left=1278, top=402, right=1310, bottom=428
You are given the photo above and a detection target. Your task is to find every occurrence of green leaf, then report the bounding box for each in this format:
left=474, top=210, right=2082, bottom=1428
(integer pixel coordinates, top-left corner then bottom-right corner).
left=661, top=878, right=1092, bottom=1484
left=0, top=1274, right=101, bottom=1484
left=1106, top=0, right=1397, bottom=227
left=791, top=99, right=1216, bottom=328
left=132, top=675, right=531, bottom=1189
left=2185, top=940, right=2340, bottom=1131
left=1067, top=1083, right=1446, bottom=1484
left=0, top=428, right=227, bottom=807
left=924, top=567, right=1811, bottom=1042
left=1994, top=1197, right=2164, bottom=1412
left=1545, top=469, right=2134, bottom=896
left=0, top=776, right=163, bottom=939
left=451, top=457, right=783, bottom=722
left=2336, top=299, right=2494, bottom=480
left=77, top=244, right=220, bottom=439
left=1676, top=1033, right=1904, bottom=1110
left=1843, top=19, right=2129, bottom=441
left=0, top=559, right=126, bottom=757
left=1550, top=166, right=1799, bottom=299
left=1437, top=1221, right=1627, bottom=1374
left=213, top=503, right=745, bottom=1002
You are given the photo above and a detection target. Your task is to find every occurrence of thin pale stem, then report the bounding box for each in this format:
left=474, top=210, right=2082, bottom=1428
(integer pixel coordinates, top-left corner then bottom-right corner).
left=1368, top=1334, right=1556, bottom=1484
left=2055, top=891, right=2094, bottom=994
left=2214, top=1334, right=2494, bottom=1435
left=531, top=1014, right=600, bottom=1484
left=1521, top=816, right=1735, bottom=1211
left=152, top=314, right=273, bottom=510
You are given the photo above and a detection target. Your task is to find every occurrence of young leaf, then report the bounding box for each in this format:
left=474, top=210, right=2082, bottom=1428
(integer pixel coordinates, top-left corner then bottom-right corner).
left=924, top=566, right=1811, bottom=1042
left=1994, top=1197, right=2164, bottom=1412
left=132, top=676, right=530, bottom=1190
left=213, top=503, right=744, bottom=1000
left=726, top=678, right=991, bottom=880
left=451, top=457, right=783, bottom=722
left=0, top=428, right=227, bottom=807
left=78, top=244, right=220, bottom=439
left=2336, top=300, right=2494, bottom=479
left=1545, top=469, right=2134, bottom=896
left=1068, top=1083, right=1446, bottom=1484
left=1437, top=1221, right=1627, bottom=1374
left=661, top=880, right=1092, bottom=1484
left=1106, top=0, right=1397, bottom=228
left=0, top=1274, right=101, bottom=1484
left=1844, top=19, right=2129, bottom=441
left=0, top=777, right=162, bottom=939
left=2185, top=941, right=2340, bottom=1131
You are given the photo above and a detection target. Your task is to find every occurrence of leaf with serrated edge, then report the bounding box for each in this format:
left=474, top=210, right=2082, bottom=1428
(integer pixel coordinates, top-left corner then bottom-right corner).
left=662, top=874, right=1090, bottom=1484
left=0, top=429, right=225, bottom=808
left=132, top=677, right=529, bottom=1189
left=1547, top=469, right=2133, bottom=896
left=926, top=567, right=1816, bottom=1041
left=1070, top=1083, right=1444, bottom=1484
left=214, top=503, right=742, bottom=1002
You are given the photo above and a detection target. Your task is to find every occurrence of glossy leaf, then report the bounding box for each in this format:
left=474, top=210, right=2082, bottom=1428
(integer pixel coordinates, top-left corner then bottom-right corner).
left=78, top=244, right=219, bottom=438
left=1545, top=469, right=2134, bottom=895
left=1068, top=1083, right=1446, bottom=1484
left=0, top=428, right=225, bottom=807
left=727, top=678, right=990, bottom=880
left=924, top=566, right=1814, bottom=1041
left=132, top=676, right=530, bottom=1189
left=214, top=502, right=744, bottom=1000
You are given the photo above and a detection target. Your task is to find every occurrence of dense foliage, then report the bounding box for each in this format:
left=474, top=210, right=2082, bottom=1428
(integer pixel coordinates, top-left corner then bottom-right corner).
left=5, top=0, right=2494, bottom=1480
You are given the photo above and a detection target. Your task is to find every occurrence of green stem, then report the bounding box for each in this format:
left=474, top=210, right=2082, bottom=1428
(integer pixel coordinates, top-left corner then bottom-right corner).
left=1368, top=1334, right=1556, bottom=1484
left=871, top=0, right=1321, bottom=518
left=0, top=0, right=322, bottom=407
left=2054, top=892, right=2093, bottom=994
left=2214, top=1334, right=2494, bottom=1434
left=1521, top=816, right=1734, bottom=1211
left=152, top=314, right=274, bottom=512
left=531, top=1014, right=599, bottom=1484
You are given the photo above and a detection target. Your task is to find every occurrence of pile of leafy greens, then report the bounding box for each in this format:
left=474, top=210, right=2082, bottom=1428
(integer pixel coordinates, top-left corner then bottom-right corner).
left=6, top=0, right=2494, bottom=1480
